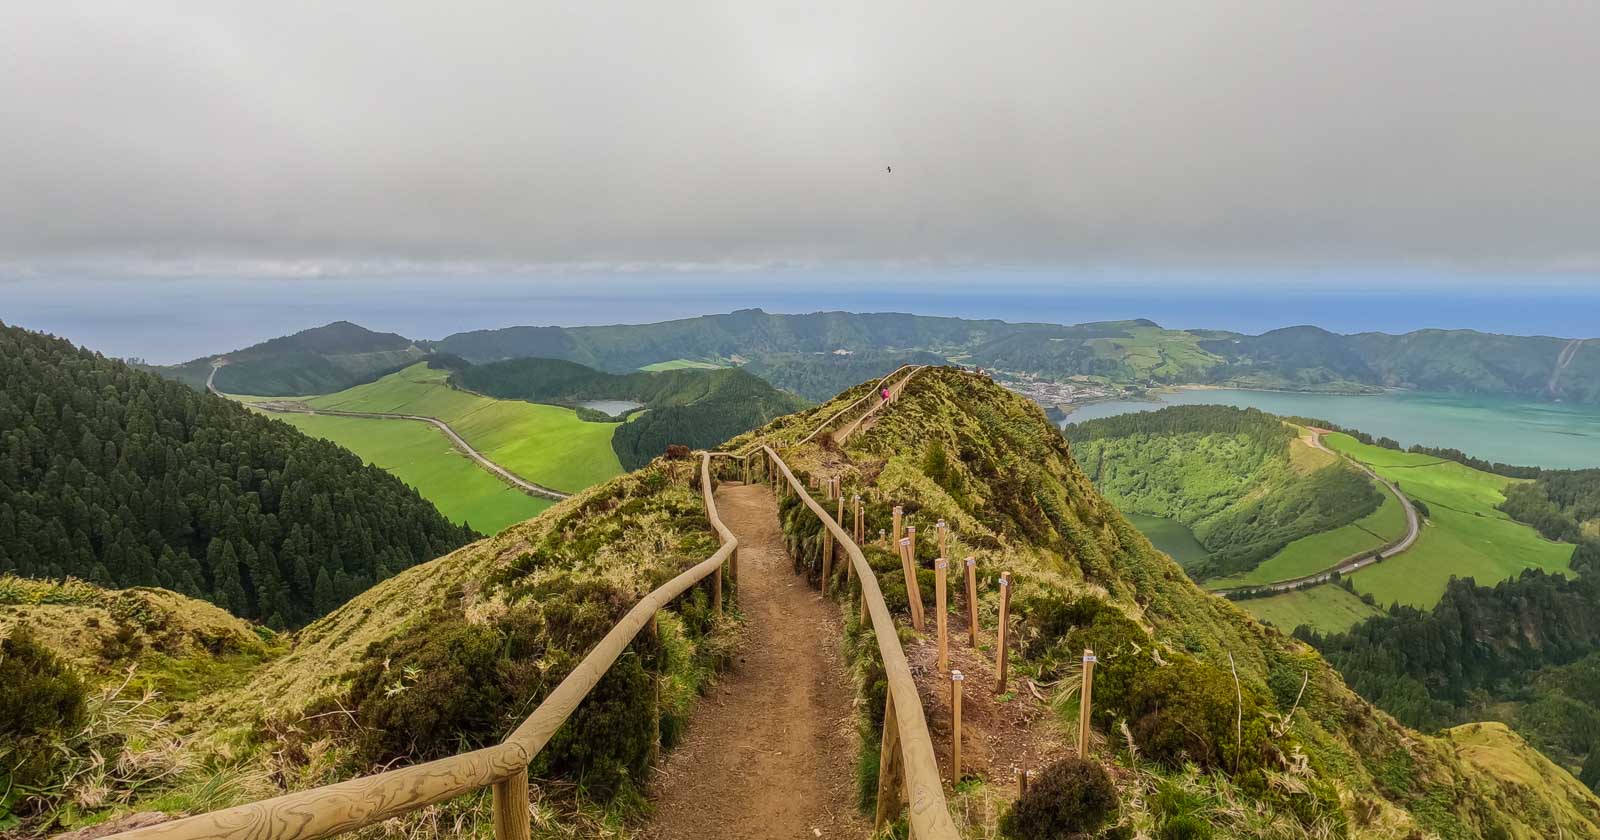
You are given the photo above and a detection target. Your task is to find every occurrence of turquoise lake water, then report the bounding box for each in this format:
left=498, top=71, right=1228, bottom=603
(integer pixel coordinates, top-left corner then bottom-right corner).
left=1063, top=389, right=1600, bottom=469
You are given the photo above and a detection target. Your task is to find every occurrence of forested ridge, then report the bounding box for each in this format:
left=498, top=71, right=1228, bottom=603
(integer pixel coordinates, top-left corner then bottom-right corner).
left=0, top=322, right=476, bottom=628
left=153, top=321, right=426, bottom=396
left=1064, top=405, right=1382, bottom=579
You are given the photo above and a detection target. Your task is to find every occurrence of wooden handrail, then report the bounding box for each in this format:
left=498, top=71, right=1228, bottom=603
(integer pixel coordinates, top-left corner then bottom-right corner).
left=760, top=443, right=959, bottom=839
left=789, top=364, right=924, bottom=448
left=111, top=454, right=738, bottom=840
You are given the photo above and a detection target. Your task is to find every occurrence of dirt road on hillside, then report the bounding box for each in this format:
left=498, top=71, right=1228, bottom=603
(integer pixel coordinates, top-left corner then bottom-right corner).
left=646, top=482, right=867, bottom=840
left=248, top=400, right=571, bottom=502
left=1213, top=428, right=1420, bottom=594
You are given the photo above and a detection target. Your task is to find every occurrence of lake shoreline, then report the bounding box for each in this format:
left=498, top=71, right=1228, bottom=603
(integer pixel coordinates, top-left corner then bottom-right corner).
left=1058, top=387, right=1600, bottom=470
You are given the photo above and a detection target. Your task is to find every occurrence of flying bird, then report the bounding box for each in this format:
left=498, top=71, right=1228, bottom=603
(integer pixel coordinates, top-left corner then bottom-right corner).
left=886, top=166, right=892, bottom=173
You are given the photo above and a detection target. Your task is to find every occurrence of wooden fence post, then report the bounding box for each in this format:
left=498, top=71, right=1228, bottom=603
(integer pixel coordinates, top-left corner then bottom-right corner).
left=875, top=691, right=906, bottom=829
left=994, top=572, right=1012, bottom=693
left=950, top=670, right=965, bottom=786
left=935, top=558, right=949, bottom=671
left=835, top=496, right=846, bottom=586
left=936, top=519, right=948, bottom=560
left=822, top=526, right=833, bottom=595
left=1078, top=648, right=1097, bottom=756
left=492, top=768, right=531, bottom=840
left=713, top=564, right=723, bottom=615
left=892, top=505, right=904, bottom=542
left=879, top=528, right=887, bottom=548
left=854, top=494, right=864, bottom=544
left=964, top=557, right=979, bottom=648
left=897, top=537, right=922, bottom=631
left=901, top=534, right=925, bottom=631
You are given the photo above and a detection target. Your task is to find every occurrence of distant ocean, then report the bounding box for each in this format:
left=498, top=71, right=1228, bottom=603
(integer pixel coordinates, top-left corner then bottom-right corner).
left=2, top=270, right=1596, bottom=364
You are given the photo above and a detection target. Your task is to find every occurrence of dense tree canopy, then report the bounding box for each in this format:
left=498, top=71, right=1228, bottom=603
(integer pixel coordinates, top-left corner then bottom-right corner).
left=1065, top=405, right=1382, bottom=579
left=0, top=322, right=476, bottom=628
left=1301, top=542, right=1600, bottom=777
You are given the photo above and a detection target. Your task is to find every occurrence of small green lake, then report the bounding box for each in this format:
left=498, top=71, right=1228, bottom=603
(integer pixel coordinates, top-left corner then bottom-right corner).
left=1063, top=389, right=1600, bottom=469
left=1125, top=512, right=1210, bottom=569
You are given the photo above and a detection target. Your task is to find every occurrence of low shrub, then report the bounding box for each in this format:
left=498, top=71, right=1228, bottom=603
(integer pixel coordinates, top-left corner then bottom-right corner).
left=998, top=756, right=1118, bottom=839
left=1126, top=658, right=1274, bottom=773
left=0, top=627, right=88, bottom=793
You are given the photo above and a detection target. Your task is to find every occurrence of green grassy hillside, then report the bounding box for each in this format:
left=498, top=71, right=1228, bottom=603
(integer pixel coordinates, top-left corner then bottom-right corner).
left=12, top=367, right=1598, bottom=837
left=261, top=412, right=551, bottom=534
left=728, top=367, right=1600, bottom=838
left=3, top=455, right=735, bottom=836
left=1323, top=433, right=1574, bottom=608
left=304, top=362, right=624, bottom=492
left=1066, top=406, right=1389, bottom=581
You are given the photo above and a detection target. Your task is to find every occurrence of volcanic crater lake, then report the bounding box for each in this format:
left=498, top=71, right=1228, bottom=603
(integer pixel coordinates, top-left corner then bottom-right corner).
left=577, top=399, right=644, bottom=417
left=1063, top=389, right=1600, bottom=469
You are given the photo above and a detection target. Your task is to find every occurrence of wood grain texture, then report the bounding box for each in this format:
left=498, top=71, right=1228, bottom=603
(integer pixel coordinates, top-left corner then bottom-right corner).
left=763, top=444, right=960, bottom=840
left=491, top=769, right=530, bottom=840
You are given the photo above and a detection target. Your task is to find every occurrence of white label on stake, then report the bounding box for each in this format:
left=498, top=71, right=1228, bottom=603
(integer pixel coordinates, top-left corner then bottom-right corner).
left=1083, top=654, right=1098, bottom=663
left=935, top=558, right=948, bottom=569
left=951, top=670, right=965, bottom=682
left=965, top=557, right=976, bottom=568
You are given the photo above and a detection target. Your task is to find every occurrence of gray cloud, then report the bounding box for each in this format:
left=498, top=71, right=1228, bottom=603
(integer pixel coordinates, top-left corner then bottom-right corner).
left=2, top=1, right=1598, bottom=271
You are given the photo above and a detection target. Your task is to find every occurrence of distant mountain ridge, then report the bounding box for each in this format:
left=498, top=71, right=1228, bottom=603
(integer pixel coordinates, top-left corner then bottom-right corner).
left=154, top=321, right=429, bottom=396
left=153, top=310, right=1600, bottom=403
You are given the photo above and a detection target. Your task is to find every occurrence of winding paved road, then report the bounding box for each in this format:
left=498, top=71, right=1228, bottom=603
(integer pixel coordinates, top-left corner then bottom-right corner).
left=212, top=365, right=571, bottom=503
left=1212, top=428, right=1420, bottom=595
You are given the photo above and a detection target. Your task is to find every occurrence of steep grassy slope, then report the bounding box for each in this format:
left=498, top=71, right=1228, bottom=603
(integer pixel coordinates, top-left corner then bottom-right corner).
left=260, top=412, right=552, bottom=533
left=731, top=367, right=1600, bottom=838
left=6, top=456, right=734, bottom=836
left=155, top=321, right=428, bottom=395
left=1066, top=406, right=1389, bottom=581
left=304, top=362, right=624, bottom=492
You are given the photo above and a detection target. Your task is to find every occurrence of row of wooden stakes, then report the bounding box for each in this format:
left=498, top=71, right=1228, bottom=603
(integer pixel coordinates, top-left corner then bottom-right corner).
left=806, top=473, right=1098, bottom=786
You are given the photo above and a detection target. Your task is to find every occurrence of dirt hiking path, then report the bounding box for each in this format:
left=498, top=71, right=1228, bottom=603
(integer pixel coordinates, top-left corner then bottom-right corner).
left=645, top=482, right=868, bottom=840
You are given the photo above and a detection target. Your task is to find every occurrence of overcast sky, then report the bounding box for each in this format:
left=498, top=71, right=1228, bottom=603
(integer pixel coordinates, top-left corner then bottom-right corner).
left=3, top=1, right=1599, bottom=277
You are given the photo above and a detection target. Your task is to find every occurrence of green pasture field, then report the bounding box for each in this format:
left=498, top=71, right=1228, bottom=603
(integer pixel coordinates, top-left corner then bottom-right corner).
left=1237, top=583, right=1384, bottom=635
left=304, top=363, right=624, bottom=493
left=1323, top=433, right=1574, bottom=609
left=1206, top=485, right=1407, bottom=590
left=638, top=358, right=726, bottom=371
left=264, top=411, right=551, bottom=534
left=1083, top=326, right=1221, bottom=380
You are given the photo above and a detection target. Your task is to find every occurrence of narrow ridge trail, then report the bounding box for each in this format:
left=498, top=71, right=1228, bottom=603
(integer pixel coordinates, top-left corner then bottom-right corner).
left=646, top=481, right=868, bottom=840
